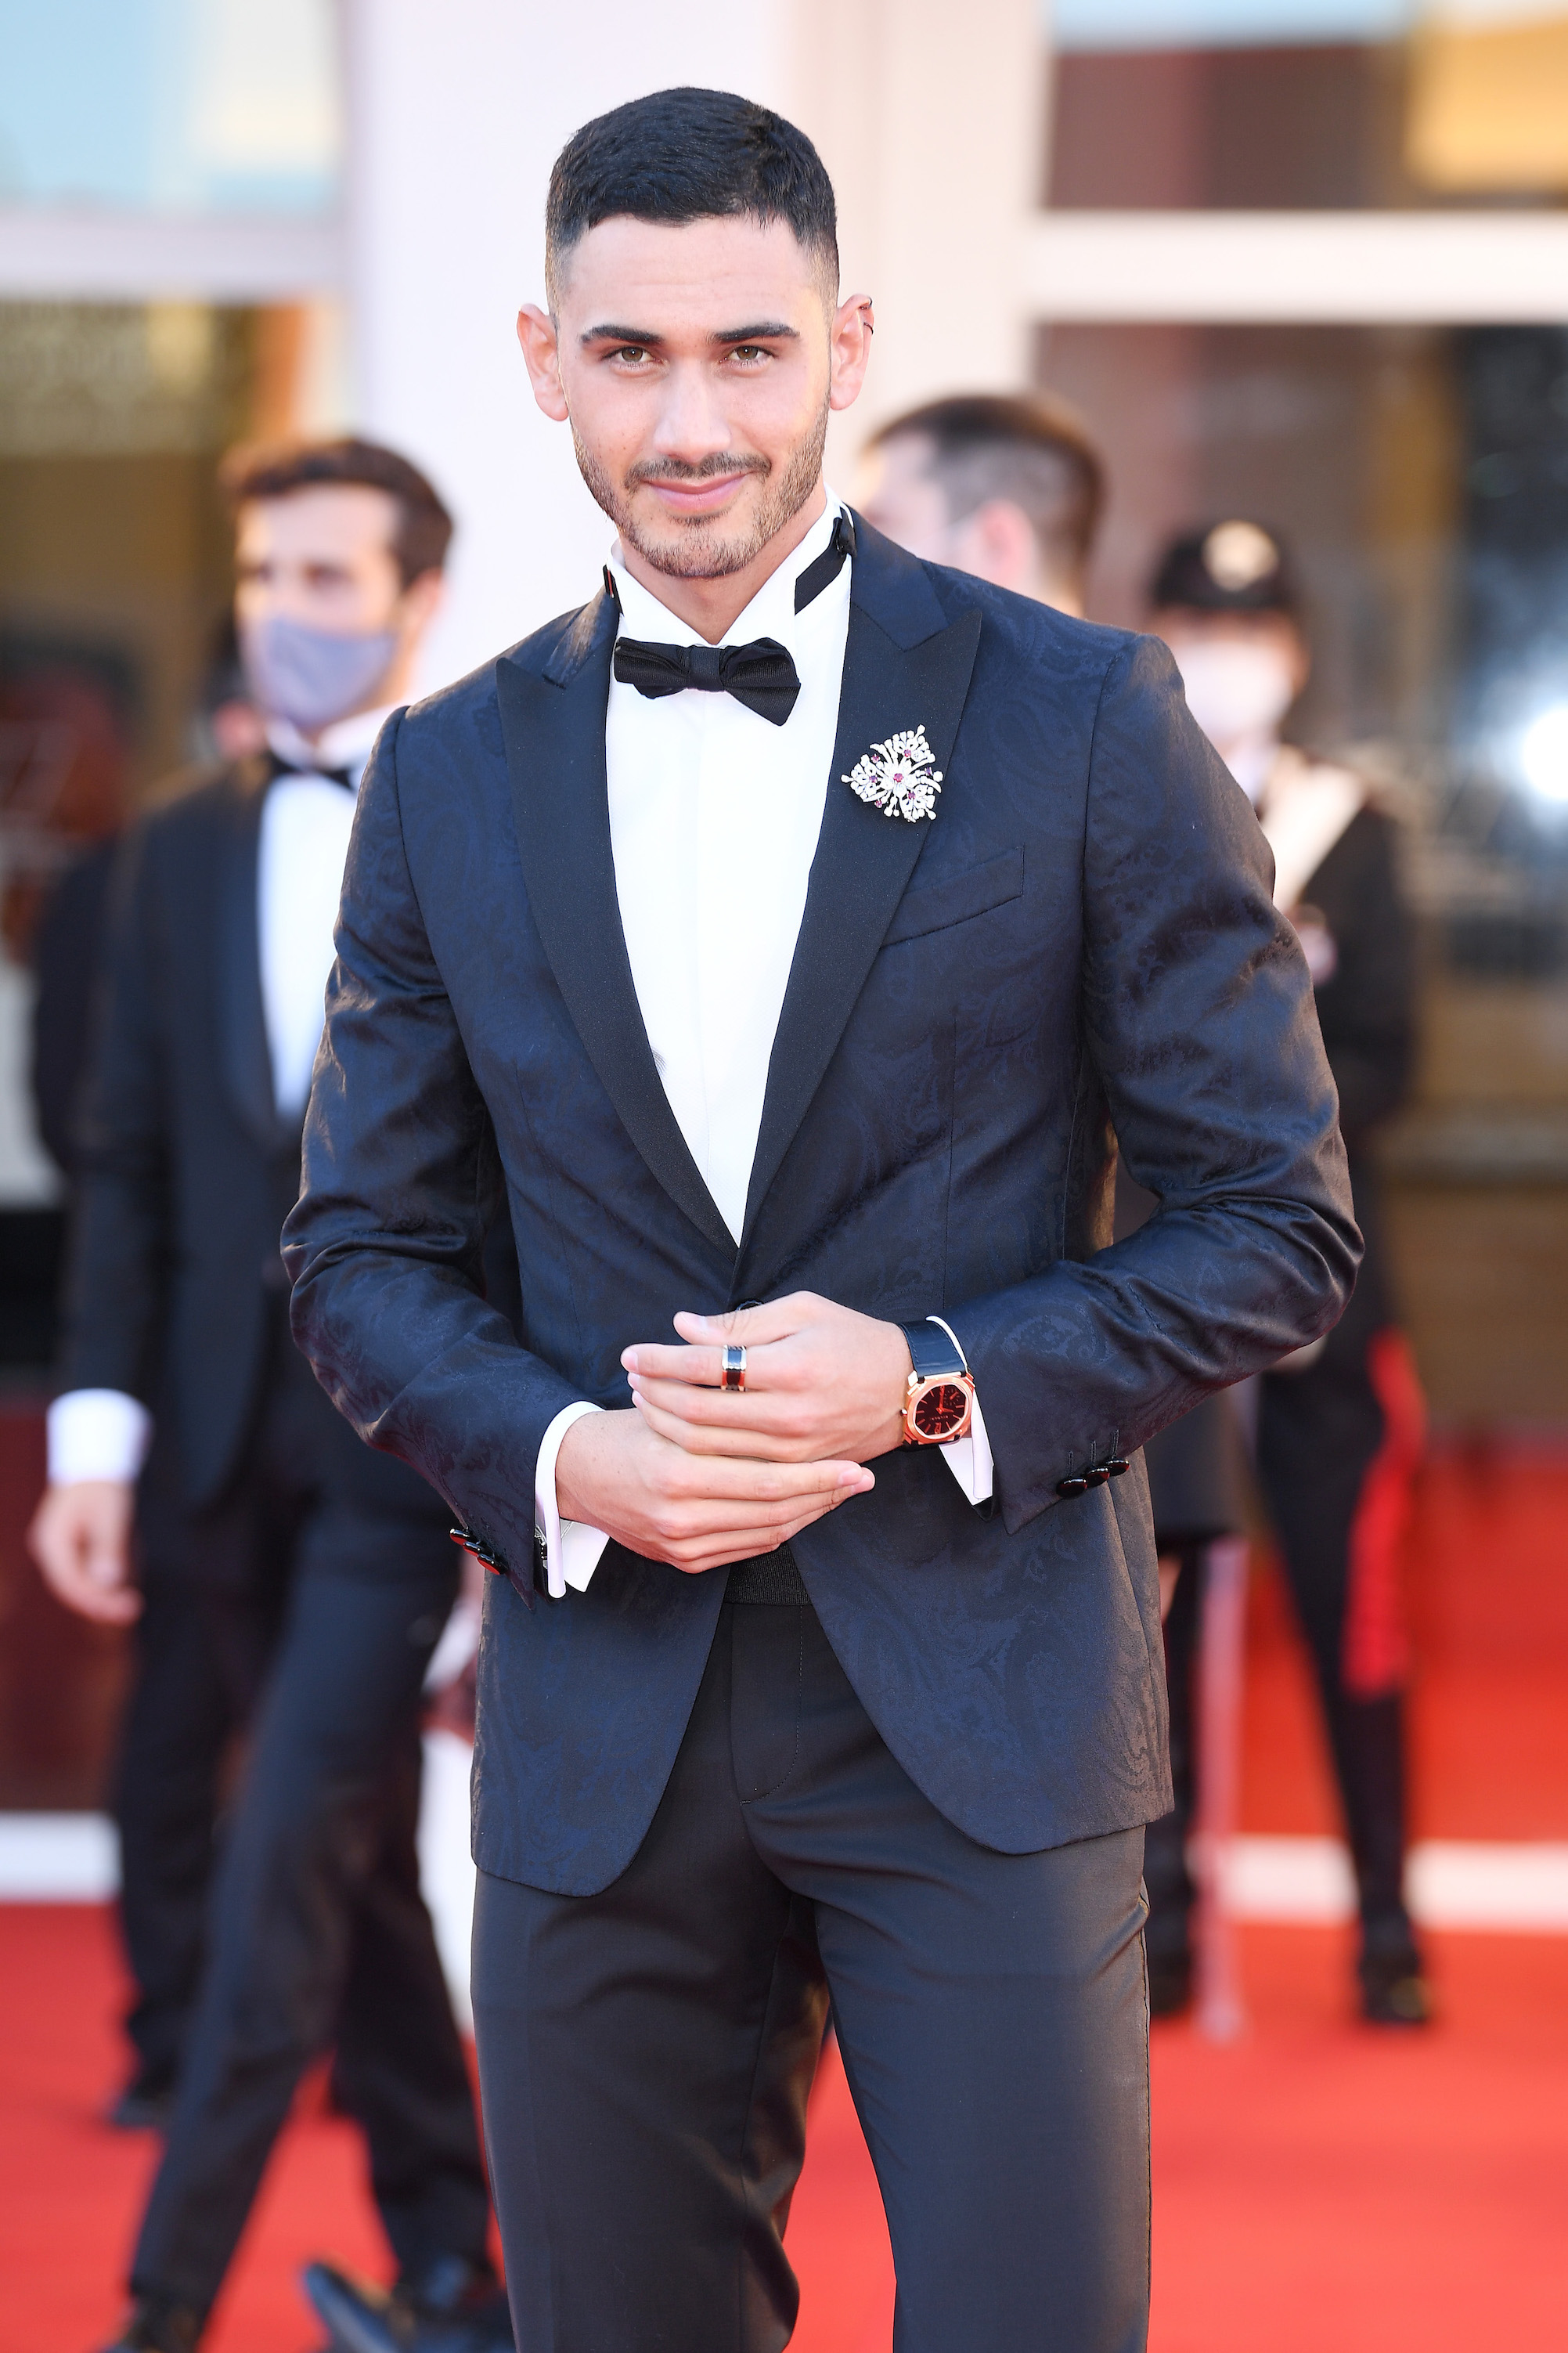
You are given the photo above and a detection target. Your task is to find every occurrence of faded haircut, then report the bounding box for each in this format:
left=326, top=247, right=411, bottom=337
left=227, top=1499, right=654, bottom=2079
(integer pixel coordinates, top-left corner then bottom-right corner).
left=545, top=86, right=838, bottom=307
left=868, top=393, right=1106, bottom=582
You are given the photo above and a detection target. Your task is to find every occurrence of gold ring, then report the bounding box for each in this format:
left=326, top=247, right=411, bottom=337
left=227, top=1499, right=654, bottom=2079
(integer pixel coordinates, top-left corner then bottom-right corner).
left=719, top=1344, right=747, bottom=1393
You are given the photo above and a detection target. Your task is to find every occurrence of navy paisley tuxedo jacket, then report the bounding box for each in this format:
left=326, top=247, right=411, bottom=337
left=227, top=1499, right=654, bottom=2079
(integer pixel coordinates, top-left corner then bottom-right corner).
left=283, top=518, right=1359, bottom=1897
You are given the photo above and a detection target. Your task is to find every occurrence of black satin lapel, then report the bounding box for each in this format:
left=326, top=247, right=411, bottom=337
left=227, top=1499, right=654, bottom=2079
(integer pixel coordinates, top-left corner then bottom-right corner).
left=218, top=769, right=283, bottom=1153
left=496, top=628, right=735, bottom=1260
left=737, top=600, right=983, bottom=1257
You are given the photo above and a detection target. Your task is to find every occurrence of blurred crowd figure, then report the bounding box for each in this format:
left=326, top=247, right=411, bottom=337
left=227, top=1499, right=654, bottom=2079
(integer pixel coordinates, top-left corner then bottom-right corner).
left=28, top=438, right=513, bottom=2353
left=1145, top=524, right=1427, bottom=2030
left=856, top=388, right=1102, bottom=617
left=859, top=405, right=1427, bottom=2030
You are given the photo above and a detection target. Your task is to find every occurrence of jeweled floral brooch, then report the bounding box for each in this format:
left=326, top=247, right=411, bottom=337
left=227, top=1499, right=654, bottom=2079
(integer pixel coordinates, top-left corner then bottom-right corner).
left=842, top=726, right=943, bottom=823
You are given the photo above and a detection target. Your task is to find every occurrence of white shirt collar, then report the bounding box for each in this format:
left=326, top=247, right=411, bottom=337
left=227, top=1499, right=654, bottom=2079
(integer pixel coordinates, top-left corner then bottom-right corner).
left=607, top=493, right=846, bottom=656
left=265, top=703, right=396, bottom=785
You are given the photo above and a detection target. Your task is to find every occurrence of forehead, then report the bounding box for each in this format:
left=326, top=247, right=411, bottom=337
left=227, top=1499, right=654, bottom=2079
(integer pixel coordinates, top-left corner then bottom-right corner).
left=557, top=212, right=826, bottom=330
left=236, top=483, right=399, bottom=561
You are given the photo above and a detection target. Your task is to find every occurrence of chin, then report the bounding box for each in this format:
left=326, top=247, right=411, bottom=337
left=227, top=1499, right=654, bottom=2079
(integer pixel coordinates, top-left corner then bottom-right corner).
left=629, top=510, right=762, bottom=581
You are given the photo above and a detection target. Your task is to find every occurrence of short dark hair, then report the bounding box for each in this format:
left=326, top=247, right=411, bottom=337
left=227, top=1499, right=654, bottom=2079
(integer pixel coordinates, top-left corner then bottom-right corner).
left=867, top=392, right=1106, bottom=583
left=218, top=435, right=454, bottom=587
left=545, top=87, right=838, bottom=305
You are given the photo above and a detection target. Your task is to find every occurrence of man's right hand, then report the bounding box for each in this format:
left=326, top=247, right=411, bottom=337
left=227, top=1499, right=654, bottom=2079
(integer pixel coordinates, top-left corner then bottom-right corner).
left=28, top=1479, right=140, bottom=1624
left=555, top=1407, right=874, bottom=1575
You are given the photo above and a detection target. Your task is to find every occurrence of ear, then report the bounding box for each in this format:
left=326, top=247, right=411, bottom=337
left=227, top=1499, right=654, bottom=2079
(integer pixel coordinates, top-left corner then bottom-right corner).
left=396, top=568, right=446, bottom=641
left=951, top=500, right=1040, bottom=598
left=828, top=294, right=874, bottom=414
left=517, top=305, right=569, bottom=423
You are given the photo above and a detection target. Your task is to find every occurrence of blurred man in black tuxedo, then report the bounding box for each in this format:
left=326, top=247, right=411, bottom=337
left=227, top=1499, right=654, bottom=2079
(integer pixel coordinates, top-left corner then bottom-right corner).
left=1148, top=520, right=1427, bottom=2029
left=30, top=438, right=511, bottom=2353
left=860, top=396, right=1249, bottom=2016
left=30, top=633, right=266, bottom=2132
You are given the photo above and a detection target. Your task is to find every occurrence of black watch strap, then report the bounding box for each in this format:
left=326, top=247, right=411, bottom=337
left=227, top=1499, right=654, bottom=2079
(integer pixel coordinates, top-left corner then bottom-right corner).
left=899, top=1319, right=968, bottom=1382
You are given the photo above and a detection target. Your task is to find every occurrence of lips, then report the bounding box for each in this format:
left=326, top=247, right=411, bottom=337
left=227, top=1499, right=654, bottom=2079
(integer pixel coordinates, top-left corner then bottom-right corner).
left=639, top=471, right=755, bottom=515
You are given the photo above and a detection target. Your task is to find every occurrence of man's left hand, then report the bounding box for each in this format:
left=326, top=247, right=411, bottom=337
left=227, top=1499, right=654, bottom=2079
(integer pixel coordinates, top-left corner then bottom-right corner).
left=623, top=1292, right=911, bottom=1466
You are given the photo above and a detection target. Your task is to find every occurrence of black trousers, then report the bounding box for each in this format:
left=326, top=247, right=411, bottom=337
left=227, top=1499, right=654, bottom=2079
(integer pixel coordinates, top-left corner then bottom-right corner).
left=113, top=1558, right=236, bottom=2099
left=1148, top=1326, right=1415, bottom=1963
left=472, top=1600, right=1151, bottom=2353
left=129, top=1330, right=492, bottom=2319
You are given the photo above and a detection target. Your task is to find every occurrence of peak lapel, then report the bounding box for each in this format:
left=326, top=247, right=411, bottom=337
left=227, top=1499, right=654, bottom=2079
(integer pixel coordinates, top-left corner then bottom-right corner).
left=218, top=761, right=287, bottom=1154
left=496, top=602, right=734, bottom=1261
left=737, top=588, right=983, bottom=1261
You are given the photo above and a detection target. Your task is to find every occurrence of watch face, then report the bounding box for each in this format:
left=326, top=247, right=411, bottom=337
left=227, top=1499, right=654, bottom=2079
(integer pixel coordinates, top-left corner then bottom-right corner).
left=911, top=1380, right=970, bottom=1440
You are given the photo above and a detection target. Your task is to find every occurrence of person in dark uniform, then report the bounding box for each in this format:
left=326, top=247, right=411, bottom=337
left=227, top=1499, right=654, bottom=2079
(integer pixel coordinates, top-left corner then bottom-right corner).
left=29, top=437, right=514, bottom=2351
left=1147, top=520, right=1428, bottom=2028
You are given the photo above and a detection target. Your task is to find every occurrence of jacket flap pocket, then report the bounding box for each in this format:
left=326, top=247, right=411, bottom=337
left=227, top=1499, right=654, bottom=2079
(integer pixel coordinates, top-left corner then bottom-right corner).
left=883, top=846, right=1025, bottom=947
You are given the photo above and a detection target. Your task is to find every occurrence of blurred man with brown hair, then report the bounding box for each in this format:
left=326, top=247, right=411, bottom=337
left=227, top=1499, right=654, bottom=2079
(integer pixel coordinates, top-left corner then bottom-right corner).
left=856, top=390, right=1104, bottom=616
left=30, top=437, right=512, bottom=2353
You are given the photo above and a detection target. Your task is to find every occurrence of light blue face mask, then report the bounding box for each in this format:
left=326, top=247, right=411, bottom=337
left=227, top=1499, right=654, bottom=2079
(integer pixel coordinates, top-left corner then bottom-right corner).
left=240, top=615, right=398, bottom=733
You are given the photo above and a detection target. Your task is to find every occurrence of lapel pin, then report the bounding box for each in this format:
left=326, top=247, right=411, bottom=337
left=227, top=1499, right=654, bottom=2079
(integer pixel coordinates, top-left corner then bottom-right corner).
left=843, top=726, right=943, bottom=823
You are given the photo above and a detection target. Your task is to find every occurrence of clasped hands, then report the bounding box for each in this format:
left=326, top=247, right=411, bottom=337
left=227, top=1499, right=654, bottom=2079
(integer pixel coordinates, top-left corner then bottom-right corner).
left=553, top=1292, right=913, bottom=1575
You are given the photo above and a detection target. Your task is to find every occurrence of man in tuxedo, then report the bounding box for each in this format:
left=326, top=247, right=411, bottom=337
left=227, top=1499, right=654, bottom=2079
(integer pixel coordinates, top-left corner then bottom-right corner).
left=285, top=90, right=1359, bottom=2353
left=29, top=438, right=511, bottom=2353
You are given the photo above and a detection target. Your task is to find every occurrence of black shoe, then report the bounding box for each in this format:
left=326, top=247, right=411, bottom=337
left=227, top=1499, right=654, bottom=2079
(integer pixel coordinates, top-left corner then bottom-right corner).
left=1146, top=1945, right=1193, bottom=2019
left=1359, top=1944, right=1433, bottom=2027
left=303, top=2257, right=514, bottom=2353
left=106, top=2079, right=173, bottom=2132
left=97, top=2297, right=204, bottom=2352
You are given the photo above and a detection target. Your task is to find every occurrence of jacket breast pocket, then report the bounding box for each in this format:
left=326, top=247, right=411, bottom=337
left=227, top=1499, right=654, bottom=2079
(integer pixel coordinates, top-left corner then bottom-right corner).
left=881, top=847, right=1036, bottom=1052
left=882, top=846, right=1025, bottom=946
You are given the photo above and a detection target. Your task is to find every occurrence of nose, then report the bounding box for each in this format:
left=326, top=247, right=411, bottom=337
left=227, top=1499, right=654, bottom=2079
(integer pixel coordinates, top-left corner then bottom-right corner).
left=649, top=358, right=734, bottom=471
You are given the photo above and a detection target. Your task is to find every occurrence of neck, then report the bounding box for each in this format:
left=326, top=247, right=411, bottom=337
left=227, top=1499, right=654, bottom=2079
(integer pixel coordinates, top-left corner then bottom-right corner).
left=1220, top=731, right=1281, bottom=807
left=618, top=480, right=827, bottom=643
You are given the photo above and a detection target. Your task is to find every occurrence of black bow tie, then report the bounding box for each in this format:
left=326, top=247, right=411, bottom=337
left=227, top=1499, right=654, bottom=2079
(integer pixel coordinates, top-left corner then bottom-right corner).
left=266, top=749, right=356, bottom=792
left=612, top=635, right=800, bottom=725
left=608, top=509, right=856, bottom=729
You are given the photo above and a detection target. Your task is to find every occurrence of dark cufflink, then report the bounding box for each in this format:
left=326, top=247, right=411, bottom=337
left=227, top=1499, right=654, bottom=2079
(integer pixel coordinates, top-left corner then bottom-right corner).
left=449, top=1524, right=504, bottom=1572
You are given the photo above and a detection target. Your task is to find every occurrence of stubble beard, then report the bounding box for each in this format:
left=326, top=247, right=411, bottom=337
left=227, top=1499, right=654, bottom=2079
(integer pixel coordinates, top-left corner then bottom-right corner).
left=573, top=399, right=830, bottom=580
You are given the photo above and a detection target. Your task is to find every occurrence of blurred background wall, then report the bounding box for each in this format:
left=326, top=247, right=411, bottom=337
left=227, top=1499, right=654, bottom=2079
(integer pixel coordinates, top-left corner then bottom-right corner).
left=3, top=0, right=1568, bottom=1808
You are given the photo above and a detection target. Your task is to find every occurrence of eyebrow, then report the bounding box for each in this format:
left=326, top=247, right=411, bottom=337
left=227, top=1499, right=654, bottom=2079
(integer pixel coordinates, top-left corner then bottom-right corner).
left=579, top=320, right=801, bottom=348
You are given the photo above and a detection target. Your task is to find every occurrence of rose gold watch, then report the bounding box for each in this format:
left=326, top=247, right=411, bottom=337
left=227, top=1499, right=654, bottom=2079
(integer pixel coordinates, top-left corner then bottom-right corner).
left=898, top=1320, right=975, bottom=1445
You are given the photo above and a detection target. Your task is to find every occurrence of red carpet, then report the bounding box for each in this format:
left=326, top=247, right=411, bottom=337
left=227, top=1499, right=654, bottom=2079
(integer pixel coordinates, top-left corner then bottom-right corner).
left=3, top=1442, right=1565, bottom=2350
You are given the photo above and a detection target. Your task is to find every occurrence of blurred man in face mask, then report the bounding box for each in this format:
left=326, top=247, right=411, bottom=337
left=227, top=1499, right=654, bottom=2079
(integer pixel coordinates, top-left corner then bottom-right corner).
left=1148, top=521, right=1429, bottom=2030
left=31, top=438, right=516, bottom=2353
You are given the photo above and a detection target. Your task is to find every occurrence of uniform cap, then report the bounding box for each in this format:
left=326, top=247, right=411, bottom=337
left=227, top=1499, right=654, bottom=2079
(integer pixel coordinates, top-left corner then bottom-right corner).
left=1148, top=520, right=1296, bottom=615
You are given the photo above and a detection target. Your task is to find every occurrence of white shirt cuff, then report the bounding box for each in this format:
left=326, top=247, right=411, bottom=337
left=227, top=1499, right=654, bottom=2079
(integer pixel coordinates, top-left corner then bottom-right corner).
left=926, top=1316, right=993, bottom=1505
left=535, top=1400, right=611, bottom=1600
left=48, top=1389, right=153, bottom=1485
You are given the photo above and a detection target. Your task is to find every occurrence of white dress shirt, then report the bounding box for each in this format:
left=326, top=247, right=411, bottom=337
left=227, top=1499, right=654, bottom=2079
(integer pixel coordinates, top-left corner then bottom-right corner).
left=46, top=706, right=391, bottom=1486
left=534, top=500, right=992, bottom=1597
